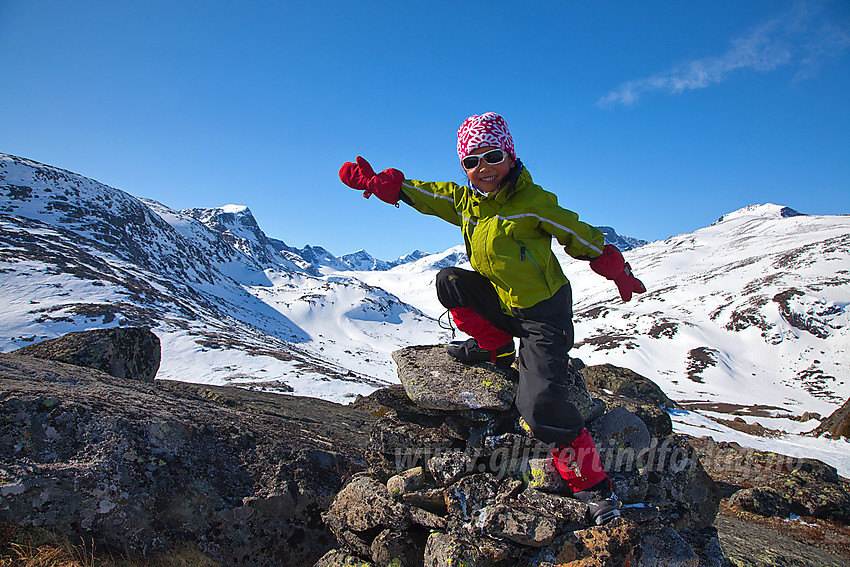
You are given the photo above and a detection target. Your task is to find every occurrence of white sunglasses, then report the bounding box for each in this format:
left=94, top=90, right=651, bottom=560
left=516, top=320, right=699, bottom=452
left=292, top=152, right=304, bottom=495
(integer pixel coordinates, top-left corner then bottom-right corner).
left=461, top=149, right=509, bottom=170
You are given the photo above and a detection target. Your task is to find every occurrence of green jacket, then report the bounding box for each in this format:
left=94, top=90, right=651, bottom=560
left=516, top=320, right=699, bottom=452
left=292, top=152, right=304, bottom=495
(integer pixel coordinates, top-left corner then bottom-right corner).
left=401, top=167, right=605, bottom=314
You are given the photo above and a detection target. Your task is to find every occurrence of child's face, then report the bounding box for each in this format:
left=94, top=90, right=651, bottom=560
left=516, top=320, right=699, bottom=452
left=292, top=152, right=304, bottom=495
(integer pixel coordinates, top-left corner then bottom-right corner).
left=464, top=146, right=516, bottom=195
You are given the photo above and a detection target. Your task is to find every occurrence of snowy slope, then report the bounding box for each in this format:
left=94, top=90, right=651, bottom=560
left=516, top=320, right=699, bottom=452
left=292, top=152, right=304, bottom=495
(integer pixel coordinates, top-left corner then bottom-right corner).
left=561, top=204, right=849, bottom=415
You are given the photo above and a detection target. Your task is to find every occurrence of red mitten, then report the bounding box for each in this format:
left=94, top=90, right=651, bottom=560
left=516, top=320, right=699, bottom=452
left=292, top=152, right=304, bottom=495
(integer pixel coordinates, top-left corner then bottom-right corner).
left=339, top=156, right=404, bottom=205
left=590, top=244, right=646, bottom=302
left=613, top=263, right=646, bottom=302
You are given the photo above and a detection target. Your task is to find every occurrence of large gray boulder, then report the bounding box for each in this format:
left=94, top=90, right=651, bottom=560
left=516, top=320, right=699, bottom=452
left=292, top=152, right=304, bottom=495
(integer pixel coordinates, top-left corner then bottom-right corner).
left=12, top=326, right=161, bottom=382
left=0, top=352, right=376, bottom=566
left=393, top=345, right=518, bottom=411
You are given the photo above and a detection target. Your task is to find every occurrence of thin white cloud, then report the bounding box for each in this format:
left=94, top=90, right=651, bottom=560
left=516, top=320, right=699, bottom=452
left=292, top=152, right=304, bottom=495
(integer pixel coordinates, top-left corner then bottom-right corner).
left=598, top=1, right=850, bottom=108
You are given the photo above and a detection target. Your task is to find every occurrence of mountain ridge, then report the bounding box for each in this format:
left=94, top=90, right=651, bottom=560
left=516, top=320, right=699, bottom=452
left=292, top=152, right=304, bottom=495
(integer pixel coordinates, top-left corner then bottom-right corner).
left=2, top=151, right=849, bottom=476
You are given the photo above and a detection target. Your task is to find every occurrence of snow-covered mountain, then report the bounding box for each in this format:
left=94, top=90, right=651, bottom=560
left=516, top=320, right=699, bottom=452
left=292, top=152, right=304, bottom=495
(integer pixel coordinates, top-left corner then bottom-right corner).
left=2, top=153, right=848, bottom=474
left=0, top=154, right=445, bottom=400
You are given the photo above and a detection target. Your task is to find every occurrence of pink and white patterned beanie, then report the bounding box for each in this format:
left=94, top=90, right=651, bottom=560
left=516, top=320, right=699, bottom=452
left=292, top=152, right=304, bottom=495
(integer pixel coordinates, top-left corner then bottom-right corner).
left=456, top=112, right=516, bottom=160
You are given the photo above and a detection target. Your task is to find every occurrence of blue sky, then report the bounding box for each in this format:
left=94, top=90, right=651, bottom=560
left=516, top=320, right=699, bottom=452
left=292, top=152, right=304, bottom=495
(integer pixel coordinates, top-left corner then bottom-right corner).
left=1, top=1, right=848, bottom=260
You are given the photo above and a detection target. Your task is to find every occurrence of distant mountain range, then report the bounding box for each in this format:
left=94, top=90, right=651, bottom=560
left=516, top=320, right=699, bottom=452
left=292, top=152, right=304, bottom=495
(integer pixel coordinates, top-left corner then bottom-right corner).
left=2, top=152, right=849, bottom=476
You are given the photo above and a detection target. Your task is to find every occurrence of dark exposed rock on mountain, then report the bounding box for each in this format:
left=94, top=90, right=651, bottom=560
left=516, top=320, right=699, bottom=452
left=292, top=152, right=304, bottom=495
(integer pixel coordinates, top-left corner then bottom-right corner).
left=596, top=226, right=648, bottom=252
left=12, top=326, right=160, bottom=382
left=0, top=330, right=377, bottom=566
left=323, top=346, right=721, bottom=566
left=813, top=397, right=850, bottom=441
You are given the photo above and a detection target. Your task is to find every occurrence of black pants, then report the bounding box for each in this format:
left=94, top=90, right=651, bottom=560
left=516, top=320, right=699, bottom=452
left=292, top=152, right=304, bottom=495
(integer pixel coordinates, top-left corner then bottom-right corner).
left=436, top=267, right=584, bottom=446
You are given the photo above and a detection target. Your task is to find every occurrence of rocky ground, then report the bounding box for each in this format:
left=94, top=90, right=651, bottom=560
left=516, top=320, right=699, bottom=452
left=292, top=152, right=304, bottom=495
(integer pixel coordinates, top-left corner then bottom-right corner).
left=0, top=329, right=377, bottom=566
left=716, top=502, right=850, bottom=566
left=1, top=328, right=848, bottom=566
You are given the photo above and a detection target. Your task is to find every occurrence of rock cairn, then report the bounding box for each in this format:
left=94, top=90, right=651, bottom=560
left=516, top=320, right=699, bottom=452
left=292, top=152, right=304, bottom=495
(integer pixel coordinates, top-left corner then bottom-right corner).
left=318, top=345, right=723, bottom=567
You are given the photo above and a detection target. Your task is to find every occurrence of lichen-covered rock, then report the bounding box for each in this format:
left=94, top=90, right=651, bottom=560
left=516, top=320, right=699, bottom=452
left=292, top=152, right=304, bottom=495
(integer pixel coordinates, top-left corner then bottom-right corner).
left=643, top=436, right=720, bottom=530
left=422, top=532, right=485, bottom=567
left=590, top=406, right=653, bottom=477
left=387, top=467, right=426, bottom=496
left=370, top=528, right=426, bottom=567
left=679, top=527, right=725, bottom=567
left=567, top=518, right=643, bottom=566
left=445, top=473, right=498, bottom=521
left=393, top=345, right=518, bottom=411
left=689, top=437, right=850, bottom=523
left=426, top=450, right=476, bottom=486
left=728, top=487, right=789, bottom=517
left=325, top=474, right=410, bottom=557
left=313, top=549, right=375, bottom=567
left=322, top=347, right=730, bottom=566
left=596, top=392, right=673, bottom=439
left=526, top=456, right=570, bottom=493
left=367, top=410, right=461, bottom=473
left=12, top=326, right=161, bottom=382
left=471, top=503, right=558, bottom=547
left=511, top=488, right=588, bottom=525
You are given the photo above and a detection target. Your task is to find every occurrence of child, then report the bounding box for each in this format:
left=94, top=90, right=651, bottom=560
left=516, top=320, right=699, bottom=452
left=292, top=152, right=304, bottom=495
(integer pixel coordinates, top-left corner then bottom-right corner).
left=339, top=112, right=645, bottom=524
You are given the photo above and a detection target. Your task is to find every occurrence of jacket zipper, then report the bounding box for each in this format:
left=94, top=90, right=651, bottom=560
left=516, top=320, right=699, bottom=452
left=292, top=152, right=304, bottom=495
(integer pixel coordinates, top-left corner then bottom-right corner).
left=518, top=241, right=544, bottom=276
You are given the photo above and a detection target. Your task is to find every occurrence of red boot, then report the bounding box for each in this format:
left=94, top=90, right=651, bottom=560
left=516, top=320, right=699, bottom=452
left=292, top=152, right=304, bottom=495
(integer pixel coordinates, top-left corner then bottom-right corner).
left=552, top=429, right=621, bottom=525
left=551, top=429, right=608, bottom=492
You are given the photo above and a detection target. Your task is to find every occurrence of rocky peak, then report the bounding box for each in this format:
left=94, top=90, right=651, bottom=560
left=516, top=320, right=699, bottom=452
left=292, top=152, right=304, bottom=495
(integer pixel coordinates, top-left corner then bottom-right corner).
left=184, top=204, right=288, bottom=269
left=715, top=203, right=804, bottom=224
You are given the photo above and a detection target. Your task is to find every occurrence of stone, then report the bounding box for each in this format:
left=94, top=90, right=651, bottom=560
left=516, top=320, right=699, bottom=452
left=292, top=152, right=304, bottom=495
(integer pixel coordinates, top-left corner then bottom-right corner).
left=689, top=437, right=850, bottom=523
left=569, top=518, right=642, bottom=566
left=526, top=456, right=570, bottom=493
left=728, top=487, right=790, bottom=518
left=590, top=407, right=653, bottom=468
left=512, top=487, right=587, bottom=525
left=407, top=506, right=447, bottom=530
left=637, top=527, right=699, bottom=567
left=679, top=527, right=725, bottom=567
left=12, top=326, right=161, bottom=382
left=422, top=532, right=485, bottom=567
left=325, top=474, right=410, bottom=557
left=393, top=345, right=518, bottom=411
left=814, top=397, right=850, bottom=440
left=426, top=450, right=475, bottom=487
left=370, top=529, right=426, bottom=567
left=400, top=488, right=447, bottom=515
left=471, top=503, right=558, bottom=547
left=445, top=473, right=498, bottom=521
left=367, top=410, right=460, bottom=473
left=643, top=436, right=720, bottom=530
left=597, top=392, right=673, bottom=439
left=386, top=467, right=426, bottom=496
left=313, top=549, right=375, bottom=567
